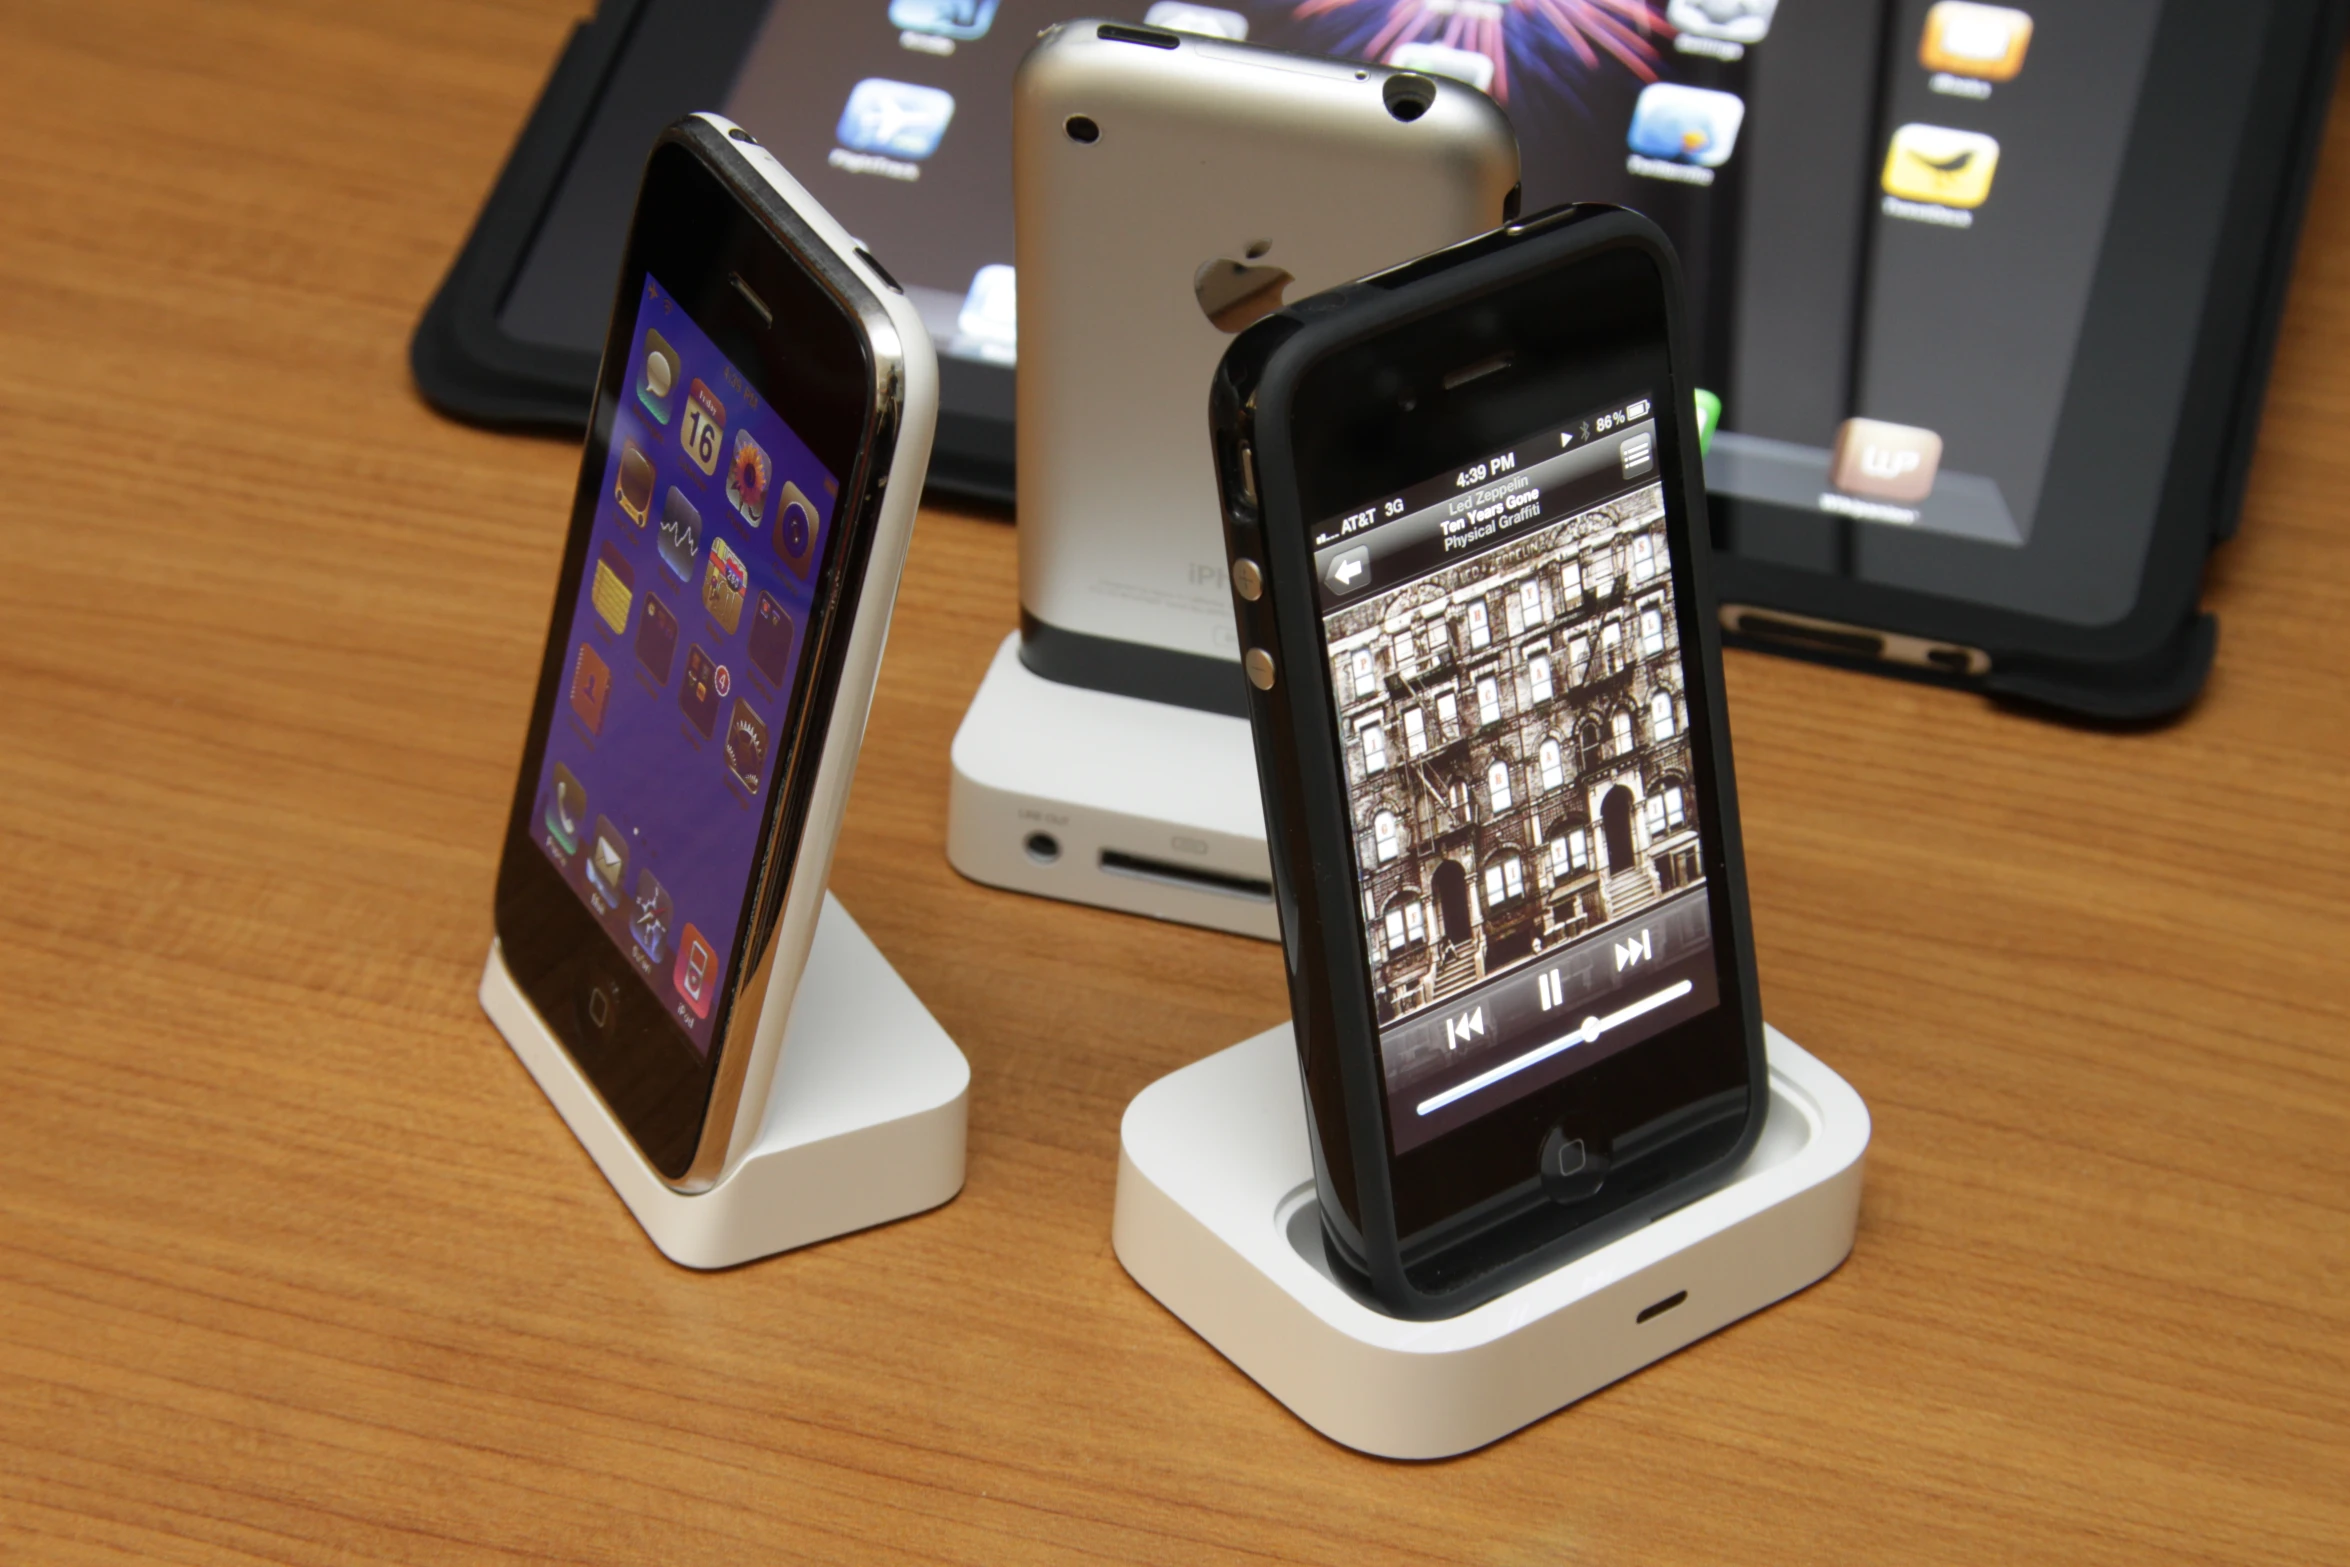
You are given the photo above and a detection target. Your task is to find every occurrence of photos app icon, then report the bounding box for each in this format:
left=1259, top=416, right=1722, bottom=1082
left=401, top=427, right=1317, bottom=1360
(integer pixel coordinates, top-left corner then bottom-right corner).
left=726, top=429, right=771, bottom=527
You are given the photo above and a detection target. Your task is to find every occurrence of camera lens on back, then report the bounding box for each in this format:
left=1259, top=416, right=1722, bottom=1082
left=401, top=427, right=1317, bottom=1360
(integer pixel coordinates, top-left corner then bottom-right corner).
left=1383, top=74, right=1435, bottom=122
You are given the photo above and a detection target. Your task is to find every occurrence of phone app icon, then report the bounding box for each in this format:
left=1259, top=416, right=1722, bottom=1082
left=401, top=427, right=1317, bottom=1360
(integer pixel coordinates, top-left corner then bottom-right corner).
left=724, top=699, right=770, bottom=794
left=1667, top=0, right=1777, bottom=45
left=725, top=429, right=771, bottom=527
left=1882, top=124, right=2000, bottom=208
left=658, top=487, right=701, bottom=582
left=1830, top=418, right=1944, bottom=504
left=590, top=540, right=634, bottom=636
left=748, top=591, right=795, bottom=688
left=1627, top=83, right=1746, bottom=168
left=1143, top=3, right=1248, bottom=40
left=544, top=763, right=586, bottom=854
left=587, top=815, right=628, bottom=902
left=774, top=479, right=820, bottom=578
left=890, top=0, right=998, bottom=41
left=569, top=643, right=612, bottom=734
left=836, top=79, right=956, bottom=161
left=680, top=644, right=720, bottom=736
left=630, top=870, right=674, bottom=965
left=1920, top=2, right=2032, bottom=82
left=615, top=440, right=654, bottom=525
left=702, top=537, right=749, bottom=634
left=636, top=592, right=679, bottom=683
left=673, top=924, right=717, bottom=1019
left=637, top=329, right=679, bottom=423
left=682, top=378, right=725, bottom=476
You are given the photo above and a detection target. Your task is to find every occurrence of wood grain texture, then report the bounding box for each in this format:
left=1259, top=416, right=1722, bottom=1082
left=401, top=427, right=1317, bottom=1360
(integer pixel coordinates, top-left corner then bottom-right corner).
left=0, top=4, right=2341, bottom=1562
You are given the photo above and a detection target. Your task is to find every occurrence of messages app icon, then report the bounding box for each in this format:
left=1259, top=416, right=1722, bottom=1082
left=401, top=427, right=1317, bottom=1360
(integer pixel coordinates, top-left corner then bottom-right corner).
left=1883, top=124, right=2001, bottom=209
left=837, top=80, right=956, bottom=161
left=637, top=329, right=678, bottom=424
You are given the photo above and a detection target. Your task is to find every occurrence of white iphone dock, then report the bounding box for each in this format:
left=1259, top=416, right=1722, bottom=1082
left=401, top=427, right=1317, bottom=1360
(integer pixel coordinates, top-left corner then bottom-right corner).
left=948, top=633, right=1277, bottom=939
left=1113, top=1022, right=1867, bottom=1459
left=478, top=893, right=969, bottom=1269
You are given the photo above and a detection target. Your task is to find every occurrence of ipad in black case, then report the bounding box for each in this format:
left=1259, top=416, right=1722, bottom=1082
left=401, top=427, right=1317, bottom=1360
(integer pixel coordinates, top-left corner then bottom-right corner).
left=413, top=0, right=2346, bottom=718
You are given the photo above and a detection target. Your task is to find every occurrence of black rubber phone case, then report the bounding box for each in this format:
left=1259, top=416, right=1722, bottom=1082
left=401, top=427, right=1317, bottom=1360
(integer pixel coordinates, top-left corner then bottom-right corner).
left=1209, top=207, right=1770, bottom=1321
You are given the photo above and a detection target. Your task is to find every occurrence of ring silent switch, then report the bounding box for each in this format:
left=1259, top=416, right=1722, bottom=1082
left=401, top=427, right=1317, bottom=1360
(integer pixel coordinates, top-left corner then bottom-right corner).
left=1232, top=559, right=1264, bottom=600
left=1244, top=649, right=1276, bottom=690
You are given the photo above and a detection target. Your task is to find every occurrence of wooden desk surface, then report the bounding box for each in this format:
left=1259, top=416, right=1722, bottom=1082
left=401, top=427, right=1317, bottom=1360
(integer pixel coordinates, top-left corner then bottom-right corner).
left=2, top=5, right=2343, bottom=1562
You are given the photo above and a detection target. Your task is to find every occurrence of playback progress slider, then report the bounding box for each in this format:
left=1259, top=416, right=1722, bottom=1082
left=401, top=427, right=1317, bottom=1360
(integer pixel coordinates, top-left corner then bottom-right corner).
left=1414, top=980, right=1696, bottom=1118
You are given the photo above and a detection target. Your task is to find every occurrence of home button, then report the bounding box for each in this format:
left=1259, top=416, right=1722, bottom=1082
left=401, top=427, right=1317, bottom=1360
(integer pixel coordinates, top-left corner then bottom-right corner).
left=1540, top=1127, right=1609, bottom=1204
left=580, top=973, right=624, bottom=1041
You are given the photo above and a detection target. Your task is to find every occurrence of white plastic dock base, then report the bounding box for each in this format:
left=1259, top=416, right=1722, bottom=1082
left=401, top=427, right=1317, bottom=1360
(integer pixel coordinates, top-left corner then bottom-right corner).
left=479, top=893, right=969, bottom=1270
left=947, top=632, right=1277, bottom=940
left=1113, top=1023, right=1868, bottom=1459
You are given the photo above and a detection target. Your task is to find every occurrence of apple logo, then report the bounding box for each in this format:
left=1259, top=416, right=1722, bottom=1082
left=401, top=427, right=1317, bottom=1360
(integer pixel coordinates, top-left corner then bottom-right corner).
left=1194, top=242, right=1293, bottom=334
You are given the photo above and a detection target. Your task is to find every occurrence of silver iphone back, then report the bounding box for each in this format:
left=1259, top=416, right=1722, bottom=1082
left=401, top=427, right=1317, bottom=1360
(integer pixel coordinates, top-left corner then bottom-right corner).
left=1013, top=22, right=1520, bottom=707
